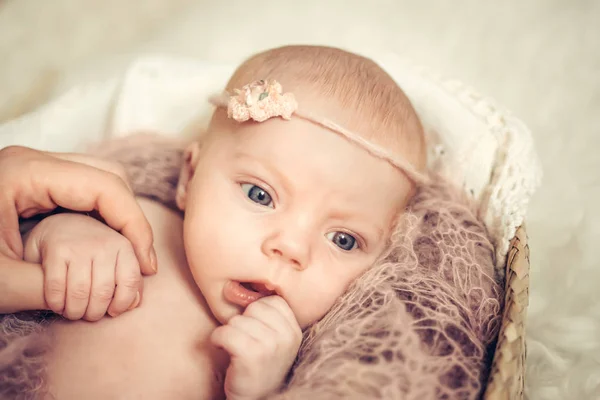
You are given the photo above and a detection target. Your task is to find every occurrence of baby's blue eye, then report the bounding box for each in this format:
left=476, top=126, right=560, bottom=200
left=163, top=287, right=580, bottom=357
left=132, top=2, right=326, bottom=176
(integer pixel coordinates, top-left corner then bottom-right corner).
left=241, top=183, right=273, bottom=208
left=326, top=232, right=358, bottom=251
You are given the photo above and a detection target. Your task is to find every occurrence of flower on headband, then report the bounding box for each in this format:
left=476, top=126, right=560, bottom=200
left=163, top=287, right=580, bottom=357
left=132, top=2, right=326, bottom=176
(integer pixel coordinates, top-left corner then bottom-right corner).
left=227, top=79, right=298, bottom=122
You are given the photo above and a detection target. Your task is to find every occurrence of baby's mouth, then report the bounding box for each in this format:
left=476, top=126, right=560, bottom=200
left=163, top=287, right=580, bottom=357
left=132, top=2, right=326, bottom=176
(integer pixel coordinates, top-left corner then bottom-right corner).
left=223, top=281, right=277, bottom=308
left=242, top=282, right=277, bottom=296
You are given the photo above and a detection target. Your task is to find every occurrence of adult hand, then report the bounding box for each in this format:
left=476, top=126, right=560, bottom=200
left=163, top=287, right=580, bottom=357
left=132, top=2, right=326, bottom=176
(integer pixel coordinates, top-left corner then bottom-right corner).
left=0, top=145, right=157, bottom=275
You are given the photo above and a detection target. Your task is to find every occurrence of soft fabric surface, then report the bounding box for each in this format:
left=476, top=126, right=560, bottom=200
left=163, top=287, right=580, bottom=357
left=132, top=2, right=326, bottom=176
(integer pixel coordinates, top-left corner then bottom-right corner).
left=0, top=312, right=53, bottom=400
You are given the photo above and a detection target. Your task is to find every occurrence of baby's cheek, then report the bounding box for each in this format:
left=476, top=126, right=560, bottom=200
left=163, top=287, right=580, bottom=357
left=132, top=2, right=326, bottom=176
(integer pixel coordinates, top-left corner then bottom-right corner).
left=292, top=283, right=346, bottom=329
left=294, top=261, right=374, bottom=328
left=183, top=214, right=224, bottom=279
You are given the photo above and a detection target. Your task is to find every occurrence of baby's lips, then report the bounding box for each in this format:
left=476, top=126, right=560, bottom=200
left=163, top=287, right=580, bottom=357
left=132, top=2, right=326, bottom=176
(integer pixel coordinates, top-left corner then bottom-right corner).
left=223, top=281, right=265, bottom=308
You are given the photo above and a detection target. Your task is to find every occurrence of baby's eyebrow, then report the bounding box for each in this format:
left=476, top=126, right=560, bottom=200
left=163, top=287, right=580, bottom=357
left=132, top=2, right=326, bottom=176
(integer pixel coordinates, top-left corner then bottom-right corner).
left=233, top=151, right=292, bottom=194
left=330, top=209, right=384, bottom=243
left=351, top=222, right=384, bottom=250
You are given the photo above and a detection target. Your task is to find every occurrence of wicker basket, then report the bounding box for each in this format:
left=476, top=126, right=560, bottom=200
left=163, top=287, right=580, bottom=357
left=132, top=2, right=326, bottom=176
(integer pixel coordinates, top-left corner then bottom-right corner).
left=483, top=226, right=529, bottom=399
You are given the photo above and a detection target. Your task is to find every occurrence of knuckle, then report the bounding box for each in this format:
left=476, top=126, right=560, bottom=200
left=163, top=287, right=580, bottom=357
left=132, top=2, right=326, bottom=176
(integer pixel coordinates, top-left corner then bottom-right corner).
left=262, top=295, right=285, bottom=310
left=97, top=239, right=120, bottom=254
left=260, top=340, right=277, bottom=355
left=108, top=171, right=129, bottom=191
left=101, top=238, right=128, bottom=254
left=45, top=278, right=65, bottom=295
left=0, top=145, right=26, bottom=160
left=117, top=239, right=136, bottom=253
left=47, top=243, right=71, bottom=260
left=52, top=244, right=73, bottom=260
left=245, top=345, right=262, bottom=361
left=111, top=163, right=129, bottom=183
left=245, top=301, right=264, bottom=314
left=69, top=283, right=91, bottom=301
left=228, top=315, right=243, bottom=326
left=91, top=284, right=115, bottom=302
left=119, top=273, right=141, bottom=289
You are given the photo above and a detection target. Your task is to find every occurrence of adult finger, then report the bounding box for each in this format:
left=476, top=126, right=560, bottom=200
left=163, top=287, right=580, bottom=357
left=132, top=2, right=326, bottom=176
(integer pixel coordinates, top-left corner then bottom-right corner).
left=49, top=152, right=133, bottom=192
left=0, top=146, right=36, bottom=258
left=0, top=197, right=22, bottom=260
left=37, top=156, right=157, bottom=275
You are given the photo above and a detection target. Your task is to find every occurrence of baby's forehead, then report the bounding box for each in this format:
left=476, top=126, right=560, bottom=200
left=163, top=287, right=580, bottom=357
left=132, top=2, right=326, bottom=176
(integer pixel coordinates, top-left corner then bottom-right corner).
left=228, top=135, right=407, bottom=218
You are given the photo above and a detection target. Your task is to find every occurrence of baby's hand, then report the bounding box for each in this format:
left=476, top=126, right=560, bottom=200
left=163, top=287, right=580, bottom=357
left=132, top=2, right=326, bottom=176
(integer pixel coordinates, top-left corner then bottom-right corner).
left=210, top=296, right=302, bottom=400
left=23, top=213, right=142, bottom=321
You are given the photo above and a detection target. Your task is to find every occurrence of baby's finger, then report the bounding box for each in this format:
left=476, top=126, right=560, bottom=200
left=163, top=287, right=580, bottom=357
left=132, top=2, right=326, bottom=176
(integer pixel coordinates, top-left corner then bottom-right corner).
left=228, top=315, right=273, bottom=343
left=64, top=259, right=92, bottom=320
left=84, top=252, right=117, bottom=322
left=210, top=324, right=257, bottom=360
left=245, top=297, right=300, bottom=338
left=41, top=252, right=68, bottom=315
left=255, top=296, right=298, bottom=325
left=107, top=248, right=142, bottom=317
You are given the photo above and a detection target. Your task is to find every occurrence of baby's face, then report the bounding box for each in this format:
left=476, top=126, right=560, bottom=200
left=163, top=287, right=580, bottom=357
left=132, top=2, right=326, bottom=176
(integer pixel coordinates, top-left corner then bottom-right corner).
left=179, top=116, right=413, bottom=328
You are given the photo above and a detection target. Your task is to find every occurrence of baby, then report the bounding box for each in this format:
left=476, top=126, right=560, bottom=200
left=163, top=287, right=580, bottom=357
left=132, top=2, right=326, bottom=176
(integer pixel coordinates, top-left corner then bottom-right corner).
left=6, top=45, right=427, bottom=399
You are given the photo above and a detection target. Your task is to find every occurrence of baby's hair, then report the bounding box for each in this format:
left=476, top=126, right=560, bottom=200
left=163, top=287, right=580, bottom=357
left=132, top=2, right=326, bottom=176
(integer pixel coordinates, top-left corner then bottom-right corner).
left=221, top=45, right=426, bottom=170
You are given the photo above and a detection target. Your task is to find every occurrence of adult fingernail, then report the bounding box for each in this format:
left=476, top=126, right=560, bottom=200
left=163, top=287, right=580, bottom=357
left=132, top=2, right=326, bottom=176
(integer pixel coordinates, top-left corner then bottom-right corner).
left=128, top=291, right=141, bottom=311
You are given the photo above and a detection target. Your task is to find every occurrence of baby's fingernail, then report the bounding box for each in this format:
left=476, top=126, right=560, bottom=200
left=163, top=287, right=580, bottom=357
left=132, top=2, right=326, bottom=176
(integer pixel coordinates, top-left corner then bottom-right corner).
left=128, top=291, right=141, bottom=311
left=149, top=248, right=158, bottom=273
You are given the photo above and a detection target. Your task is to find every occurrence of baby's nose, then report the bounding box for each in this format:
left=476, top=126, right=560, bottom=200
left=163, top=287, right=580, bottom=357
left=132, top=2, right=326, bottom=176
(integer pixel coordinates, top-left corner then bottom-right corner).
left=262, top=231, right=310, bottom=270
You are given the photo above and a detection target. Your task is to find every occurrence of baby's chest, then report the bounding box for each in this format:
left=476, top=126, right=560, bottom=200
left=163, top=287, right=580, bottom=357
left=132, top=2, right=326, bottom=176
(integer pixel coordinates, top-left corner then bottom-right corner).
left=45, top=307, right=225, bottom=400
left=44, top=272, right=226, bottom=399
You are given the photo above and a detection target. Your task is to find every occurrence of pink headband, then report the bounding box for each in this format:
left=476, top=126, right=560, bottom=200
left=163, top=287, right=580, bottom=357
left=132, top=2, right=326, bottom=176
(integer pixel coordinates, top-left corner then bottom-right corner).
left=209, top=79, right=429, bottom=185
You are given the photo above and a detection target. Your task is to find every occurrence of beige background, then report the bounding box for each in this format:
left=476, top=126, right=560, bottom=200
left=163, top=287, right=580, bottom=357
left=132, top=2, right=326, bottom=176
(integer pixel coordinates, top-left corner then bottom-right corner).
left=1, top=1, right=599, bottom=398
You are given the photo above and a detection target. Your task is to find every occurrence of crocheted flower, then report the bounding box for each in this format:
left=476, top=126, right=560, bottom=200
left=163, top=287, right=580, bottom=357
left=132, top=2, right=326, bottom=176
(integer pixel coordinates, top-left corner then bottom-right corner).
left=227, top=79, right=298, bottom=122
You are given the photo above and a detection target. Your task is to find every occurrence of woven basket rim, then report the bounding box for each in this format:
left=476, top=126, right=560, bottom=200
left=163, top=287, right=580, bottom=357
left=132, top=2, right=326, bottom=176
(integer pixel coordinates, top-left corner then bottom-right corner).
left=483, top=225, right=529, bottom=400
